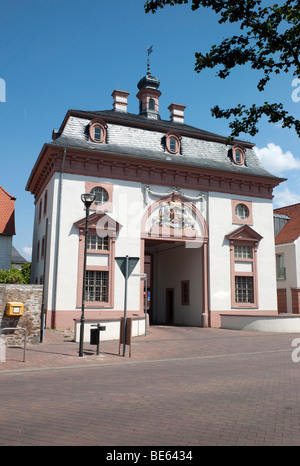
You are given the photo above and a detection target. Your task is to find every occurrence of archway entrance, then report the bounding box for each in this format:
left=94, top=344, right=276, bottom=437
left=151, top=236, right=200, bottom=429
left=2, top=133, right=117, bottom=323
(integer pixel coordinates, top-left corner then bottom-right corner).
left=141, top=194, right=209, bottom=327
left=144, top=239, right=204, bottom=325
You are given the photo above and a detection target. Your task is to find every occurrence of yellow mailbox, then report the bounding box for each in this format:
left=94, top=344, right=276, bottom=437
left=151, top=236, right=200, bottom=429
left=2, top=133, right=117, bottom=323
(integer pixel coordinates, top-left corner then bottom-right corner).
left=6, top=302, right=24, bottom=316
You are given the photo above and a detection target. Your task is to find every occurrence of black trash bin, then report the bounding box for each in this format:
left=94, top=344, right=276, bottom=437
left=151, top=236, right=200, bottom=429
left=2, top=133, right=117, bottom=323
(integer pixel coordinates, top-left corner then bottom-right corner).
left=90, top=328, right=99, bottom=345
left=90, top=325, right=106, bottom=354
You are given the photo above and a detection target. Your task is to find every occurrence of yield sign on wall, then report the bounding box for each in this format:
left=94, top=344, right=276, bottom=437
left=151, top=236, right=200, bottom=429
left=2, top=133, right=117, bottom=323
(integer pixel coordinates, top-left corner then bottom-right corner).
left=115, top=256, right=139, bottom=279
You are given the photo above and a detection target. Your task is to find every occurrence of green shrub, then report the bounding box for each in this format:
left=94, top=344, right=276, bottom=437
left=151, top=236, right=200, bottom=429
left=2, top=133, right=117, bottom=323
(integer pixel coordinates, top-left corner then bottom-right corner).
left=0, top=263, right=31, bottom=284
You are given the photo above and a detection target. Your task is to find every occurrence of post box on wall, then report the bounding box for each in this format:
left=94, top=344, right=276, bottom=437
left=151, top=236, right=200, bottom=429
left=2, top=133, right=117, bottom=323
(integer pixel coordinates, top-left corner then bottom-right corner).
left=5, top=302, right=24, bottom=316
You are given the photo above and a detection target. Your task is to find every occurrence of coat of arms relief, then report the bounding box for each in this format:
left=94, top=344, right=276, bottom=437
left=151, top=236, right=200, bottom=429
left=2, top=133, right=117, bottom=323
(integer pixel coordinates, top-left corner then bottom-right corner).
left=153, top=201, right=196, bottom=229
left=143, top=186, right=206, bottom=240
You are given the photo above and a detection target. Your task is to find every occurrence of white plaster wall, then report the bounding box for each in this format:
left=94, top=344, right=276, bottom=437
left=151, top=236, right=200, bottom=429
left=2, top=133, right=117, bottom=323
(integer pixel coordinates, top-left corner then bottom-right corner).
left=31, top=175, right=57, bottom=293
left=221, top=314, right=300, bottom=333
left=208, top=192, right=277, bottom=311
left=54, top=175, right=84, bottom=310
left=52, top=174, right=145, bottom=311
left=208, top=193, right=232, bottom=310
left=111, top=180, right=144, bottom=311
left=253, top=199, right=277, bottom=310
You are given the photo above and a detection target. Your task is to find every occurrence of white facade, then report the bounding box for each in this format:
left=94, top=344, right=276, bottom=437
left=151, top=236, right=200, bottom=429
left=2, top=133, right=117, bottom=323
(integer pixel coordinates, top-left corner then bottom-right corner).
left=30, top=172, right=279, bottom=332
left=27, top=78, right=283, bottom=335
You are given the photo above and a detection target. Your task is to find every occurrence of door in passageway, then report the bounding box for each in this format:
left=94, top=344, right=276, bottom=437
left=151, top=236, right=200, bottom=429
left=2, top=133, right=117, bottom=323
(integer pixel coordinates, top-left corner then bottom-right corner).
left=166, top=288, right=174, bottom=324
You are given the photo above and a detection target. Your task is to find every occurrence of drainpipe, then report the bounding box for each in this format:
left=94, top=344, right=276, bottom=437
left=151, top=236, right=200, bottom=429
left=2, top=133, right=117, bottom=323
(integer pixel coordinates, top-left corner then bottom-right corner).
left=51, top=147, right=67, bottom=328
left=40, top=217, right=49, bottom=342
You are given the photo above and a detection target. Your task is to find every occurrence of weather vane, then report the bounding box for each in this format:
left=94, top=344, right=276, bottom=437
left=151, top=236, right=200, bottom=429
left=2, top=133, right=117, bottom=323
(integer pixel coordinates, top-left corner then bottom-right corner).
left=146, top=44, right=153, bottom=75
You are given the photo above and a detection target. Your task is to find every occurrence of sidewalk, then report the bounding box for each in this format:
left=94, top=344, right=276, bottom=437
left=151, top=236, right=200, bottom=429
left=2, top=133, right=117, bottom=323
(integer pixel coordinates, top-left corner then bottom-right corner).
left=0, top=324, right=296, bottom=373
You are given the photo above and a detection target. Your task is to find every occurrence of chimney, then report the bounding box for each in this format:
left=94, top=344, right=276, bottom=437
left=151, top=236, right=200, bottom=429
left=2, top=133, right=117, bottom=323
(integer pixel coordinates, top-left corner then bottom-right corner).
left=112, top=90, right=130, bottom=112
left=168, top=103, right=186, bottom=123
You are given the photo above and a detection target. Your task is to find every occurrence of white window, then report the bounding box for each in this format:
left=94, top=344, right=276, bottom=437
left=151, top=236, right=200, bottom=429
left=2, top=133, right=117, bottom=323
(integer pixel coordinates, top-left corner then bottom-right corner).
left=85, top=271, right=108, bottom=303
left=234, top=245, right=252, bottom=259
left=166, top=132, right=181, bottom=154
left=94, top=126, right=102, bottom=141
left=232, top=146, right=245, bottom=165
left=87, top=234, right=109, bottom=251
left=235, top=203, right=249, bottom=220
left=235, top=276, right=254, bottom=304
left=90, top=187, right=109, bottom=206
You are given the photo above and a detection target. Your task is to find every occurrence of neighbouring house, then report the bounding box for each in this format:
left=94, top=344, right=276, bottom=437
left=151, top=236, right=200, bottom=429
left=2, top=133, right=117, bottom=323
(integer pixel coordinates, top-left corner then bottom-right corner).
left=274, top=203, right=300, bottom=314
left=25, top=68, right=283, bottom=338
left=0, top=185, right=16, bottom=270
left=11, top=245, right=28, bottom=269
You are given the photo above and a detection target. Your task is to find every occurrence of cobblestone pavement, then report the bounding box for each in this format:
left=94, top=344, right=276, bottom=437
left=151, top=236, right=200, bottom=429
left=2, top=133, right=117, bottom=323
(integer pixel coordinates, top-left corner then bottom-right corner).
left=1, top=325, right=300, bottom=447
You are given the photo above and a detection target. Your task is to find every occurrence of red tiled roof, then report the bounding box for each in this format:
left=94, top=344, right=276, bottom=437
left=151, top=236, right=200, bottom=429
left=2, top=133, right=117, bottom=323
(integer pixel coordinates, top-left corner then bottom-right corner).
left=274, top=203, right=300, bottom=244
left=0, top=186, right=16, bottom=235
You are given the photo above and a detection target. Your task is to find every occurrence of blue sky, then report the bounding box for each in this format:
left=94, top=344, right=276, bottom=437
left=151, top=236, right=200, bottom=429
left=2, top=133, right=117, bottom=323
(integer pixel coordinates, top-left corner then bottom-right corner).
left=0, top=0, right=299, bottom=261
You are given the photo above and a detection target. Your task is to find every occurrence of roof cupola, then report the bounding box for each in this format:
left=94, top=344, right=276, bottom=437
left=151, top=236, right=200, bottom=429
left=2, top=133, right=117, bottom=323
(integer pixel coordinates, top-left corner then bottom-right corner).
left=136, top=45, right=161, bottom=119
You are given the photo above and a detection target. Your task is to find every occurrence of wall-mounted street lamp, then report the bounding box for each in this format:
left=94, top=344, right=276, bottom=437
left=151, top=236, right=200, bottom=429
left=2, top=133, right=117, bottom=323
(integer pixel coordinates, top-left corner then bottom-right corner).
left=79, top=192, right=95, bottom=357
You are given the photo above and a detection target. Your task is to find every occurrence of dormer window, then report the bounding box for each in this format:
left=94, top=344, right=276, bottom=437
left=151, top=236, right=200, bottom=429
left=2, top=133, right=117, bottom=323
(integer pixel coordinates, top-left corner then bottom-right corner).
left=94, top=126, right=102, bottom=141
left=170, top=137, right=177, bottom=152
left=166, top=132, right=181, bottom=154
left=232, top=146, right=245, bottom=165
left=89, top=119, right=107, bottom=143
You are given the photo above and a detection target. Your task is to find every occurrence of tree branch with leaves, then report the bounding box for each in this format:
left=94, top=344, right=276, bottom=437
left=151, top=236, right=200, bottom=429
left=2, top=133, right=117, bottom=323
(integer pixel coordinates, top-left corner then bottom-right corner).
left=145, top=0, right=300, bottom=139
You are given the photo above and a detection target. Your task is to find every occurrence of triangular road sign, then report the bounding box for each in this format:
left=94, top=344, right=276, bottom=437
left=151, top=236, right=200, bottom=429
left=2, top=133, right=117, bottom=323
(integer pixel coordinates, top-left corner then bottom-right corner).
left=115, top=256, right=140, bottom=279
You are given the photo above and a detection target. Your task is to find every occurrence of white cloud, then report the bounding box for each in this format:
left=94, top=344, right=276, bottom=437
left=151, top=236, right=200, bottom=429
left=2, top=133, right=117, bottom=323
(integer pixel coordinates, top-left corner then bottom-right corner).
left=273, top=187, right=300, bottom=208
left=22, top=247, right=32, bottom=259
left=254, top=143, right=300, bottom=175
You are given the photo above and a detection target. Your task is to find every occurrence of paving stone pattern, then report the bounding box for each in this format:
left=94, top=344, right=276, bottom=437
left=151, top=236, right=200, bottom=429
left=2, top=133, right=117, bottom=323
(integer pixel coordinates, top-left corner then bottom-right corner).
left=1, top=326, right=300, bottom=446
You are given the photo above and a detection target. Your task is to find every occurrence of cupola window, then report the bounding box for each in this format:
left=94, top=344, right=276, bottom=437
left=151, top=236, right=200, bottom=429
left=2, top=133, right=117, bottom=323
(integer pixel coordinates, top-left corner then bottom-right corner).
left=149, top=98, right=155, bottom=110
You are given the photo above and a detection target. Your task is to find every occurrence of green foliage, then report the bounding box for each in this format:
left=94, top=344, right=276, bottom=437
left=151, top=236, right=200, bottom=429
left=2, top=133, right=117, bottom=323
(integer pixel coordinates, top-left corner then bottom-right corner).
left=0, top=263, right=32, bottom=284
left=20, top=262, right=31, bottom=284
left=145, top=0, right=300, bottom=139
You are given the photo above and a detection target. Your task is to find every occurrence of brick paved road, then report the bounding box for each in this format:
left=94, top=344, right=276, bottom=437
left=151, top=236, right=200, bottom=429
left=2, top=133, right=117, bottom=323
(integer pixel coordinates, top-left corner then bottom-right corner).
left=1, top=326, right=300, bottom=447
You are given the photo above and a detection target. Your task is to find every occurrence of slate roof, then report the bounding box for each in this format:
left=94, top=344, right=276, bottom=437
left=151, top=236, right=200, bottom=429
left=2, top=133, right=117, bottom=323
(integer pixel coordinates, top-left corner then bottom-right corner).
left=0, top=186, right=15, bottom=235
left=274, top=203, right=300, bottom=244
left=48, top=108, right=281, bottom=182
left=11, top=246, right=28, bottom=265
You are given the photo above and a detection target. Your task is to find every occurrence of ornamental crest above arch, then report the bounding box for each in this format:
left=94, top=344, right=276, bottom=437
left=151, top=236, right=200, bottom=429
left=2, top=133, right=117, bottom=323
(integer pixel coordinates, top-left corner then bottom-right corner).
left=141, top=186, right=208, bottom=245
left=153, top=200, right=195, bottom=230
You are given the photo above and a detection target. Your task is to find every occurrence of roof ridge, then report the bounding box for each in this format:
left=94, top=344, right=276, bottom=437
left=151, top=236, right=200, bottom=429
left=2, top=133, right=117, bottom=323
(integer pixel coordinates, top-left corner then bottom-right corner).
left=274, top=202, right=300, bottom=212
left=66, top=108, right=253, bottom=146
left=0, top=185, right=16, bottom=200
